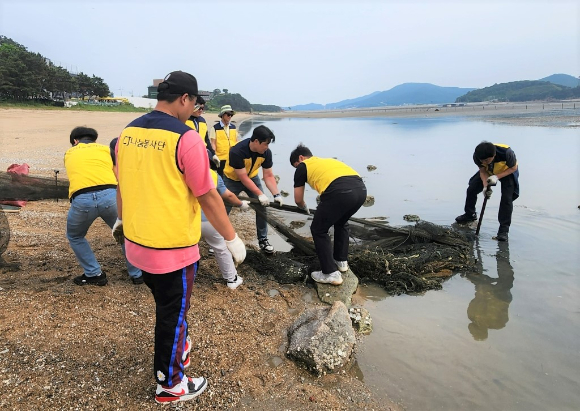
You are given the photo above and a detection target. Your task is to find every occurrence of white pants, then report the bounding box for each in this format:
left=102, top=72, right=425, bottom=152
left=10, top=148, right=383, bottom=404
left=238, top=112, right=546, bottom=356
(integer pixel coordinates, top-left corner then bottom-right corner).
left=201, top=220, right=237, bottom=282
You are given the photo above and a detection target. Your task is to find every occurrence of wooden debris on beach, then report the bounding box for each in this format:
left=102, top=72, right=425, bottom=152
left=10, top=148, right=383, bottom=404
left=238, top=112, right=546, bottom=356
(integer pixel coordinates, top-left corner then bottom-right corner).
left=239, top=197, right=474, bottom=296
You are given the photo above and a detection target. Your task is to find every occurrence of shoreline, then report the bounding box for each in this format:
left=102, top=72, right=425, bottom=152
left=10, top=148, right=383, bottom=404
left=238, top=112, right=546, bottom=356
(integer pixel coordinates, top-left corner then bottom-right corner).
left=258, top=101, right=580, bottom=128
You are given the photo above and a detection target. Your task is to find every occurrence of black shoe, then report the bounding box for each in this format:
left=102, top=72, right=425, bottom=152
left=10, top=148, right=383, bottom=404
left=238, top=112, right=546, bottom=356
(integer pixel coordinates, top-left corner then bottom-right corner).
left=73, top=272, right=108, bottom=286
left=455, top=212, right=477, bottom=223
left=258, top=238, right=275, bottom=254
left=495, top=232, right=509, bottom=242
left=131, top=276, right=144, bottom=285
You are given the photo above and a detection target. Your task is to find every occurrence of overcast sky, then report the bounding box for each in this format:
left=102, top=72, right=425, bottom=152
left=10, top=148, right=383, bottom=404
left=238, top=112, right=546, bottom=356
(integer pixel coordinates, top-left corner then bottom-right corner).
left=1, top=0, right=578, bottom=106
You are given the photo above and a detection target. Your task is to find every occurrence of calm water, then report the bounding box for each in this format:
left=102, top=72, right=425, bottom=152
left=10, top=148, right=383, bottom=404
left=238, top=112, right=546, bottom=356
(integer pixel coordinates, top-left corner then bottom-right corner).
left=240, top=115, right=580, bottom=411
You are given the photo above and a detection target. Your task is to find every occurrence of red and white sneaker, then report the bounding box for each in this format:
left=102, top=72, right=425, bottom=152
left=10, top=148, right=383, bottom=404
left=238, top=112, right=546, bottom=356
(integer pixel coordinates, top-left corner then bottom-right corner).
left=182, top=336, right=192, bottom=368
left=155, top=375, right=207, bottom=403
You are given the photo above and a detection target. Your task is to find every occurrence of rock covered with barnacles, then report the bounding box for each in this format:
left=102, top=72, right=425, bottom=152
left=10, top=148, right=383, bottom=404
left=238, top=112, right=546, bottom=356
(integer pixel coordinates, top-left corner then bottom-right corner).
left=348, top=305, right=372, bottom=335
left=286, top=301, right=356, bottom=375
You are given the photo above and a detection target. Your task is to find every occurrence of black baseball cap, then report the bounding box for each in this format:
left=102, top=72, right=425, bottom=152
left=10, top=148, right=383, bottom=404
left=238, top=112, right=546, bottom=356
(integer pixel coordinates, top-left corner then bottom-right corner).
left=157, top=71, right=198, bottom=96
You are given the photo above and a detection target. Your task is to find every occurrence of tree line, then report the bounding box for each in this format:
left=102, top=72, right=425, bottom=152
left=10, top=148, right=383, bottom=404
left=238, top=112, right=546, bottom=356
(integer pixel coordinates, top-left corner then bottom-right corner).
left=0, top=36, right=110, bottom=102
left=208, top=90, right=282, bottom=113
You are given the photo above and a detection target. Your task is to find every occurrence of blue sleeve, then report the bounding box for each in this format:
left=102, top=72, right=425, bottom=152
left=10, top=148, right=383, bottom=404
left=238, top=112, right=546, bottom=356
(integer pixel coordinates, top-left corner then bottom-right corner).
left=217, top=175, right=227, bottom=195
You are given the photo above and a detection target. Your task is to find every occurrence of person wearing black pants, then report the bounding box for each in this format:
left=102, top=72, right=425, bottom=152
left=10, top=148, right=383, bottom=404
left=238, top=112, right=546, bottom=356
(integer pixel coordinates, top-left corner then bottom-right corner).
left=290, top=144, right=367, bottom=285
left=456, top=141, right=519, bottom=241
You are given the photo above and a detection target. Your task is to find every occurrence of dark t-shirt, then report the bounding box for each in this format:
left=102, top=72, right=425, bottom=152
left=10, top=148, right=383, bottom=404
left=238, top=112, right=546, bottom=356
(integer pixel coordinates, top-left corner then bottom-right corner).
left=293, top=162, right=307, bottom=187
left=228, top=139, right=273, bottom=170
left=473, top=145, right=517, bottom=169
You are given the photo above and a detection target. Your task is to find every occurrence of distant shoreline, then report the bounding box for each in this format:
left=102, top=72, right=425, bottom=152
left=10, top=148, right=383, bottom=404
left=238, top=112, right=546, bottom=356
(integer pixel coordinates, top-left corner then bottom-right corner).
left=258, top=101, right=580, bottom=128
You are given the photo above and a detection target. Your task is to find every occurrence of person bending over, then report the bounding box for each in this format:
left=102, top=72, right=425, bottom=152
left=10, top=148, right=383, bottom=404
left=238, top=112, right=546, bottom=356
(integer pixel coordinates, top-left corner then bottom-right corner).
left=455, top=141, right=519, bottom=242
left=290, top=144, right=366, bottom=285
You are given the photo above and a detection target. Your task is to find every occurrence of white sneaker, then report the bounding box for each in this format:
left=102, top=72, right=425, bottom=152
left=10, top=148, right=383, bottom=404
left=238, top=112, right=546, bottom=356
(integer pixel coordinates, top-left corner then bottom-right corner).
left=227, top=275, right=243, bottom=290
left=155, top=375, right=207, bottom=403
left=311, top=270, right=343, bottom=285
left=334, top=260, right=349, bottom=272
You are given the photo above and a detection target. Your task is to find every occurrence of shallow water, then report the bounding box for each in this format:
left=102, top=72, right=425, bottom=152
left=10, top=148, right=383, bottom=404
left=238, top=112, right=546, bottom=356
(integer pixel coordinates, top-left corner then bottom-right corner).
left=242, top=115, right=580, bottom=410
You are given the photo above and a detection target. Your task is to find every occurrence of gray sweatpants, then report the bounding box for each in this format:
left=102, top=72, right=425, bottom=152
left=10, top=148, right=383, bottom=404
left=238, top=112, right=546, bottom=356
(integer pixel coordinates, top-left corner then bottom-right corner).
left=201, top=220, right=237, bottom=281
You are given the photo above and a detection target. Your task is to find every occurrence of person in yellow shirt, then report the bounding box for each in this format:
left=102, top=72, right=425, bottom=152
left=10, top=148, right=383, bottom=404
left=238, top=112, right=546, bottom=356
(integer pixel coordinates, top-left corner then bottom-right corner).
left=455, top=141, right=519, bottom=242
left=290, top=144, right=367, bottom=286
left=185, top=97, right=218, bottom=167
left=208, top=104, right=237, bottom=176
left=223, top=125, right=282, bottom=254
left=114, top=71, right=246, bottom=404
left=64, top=126, right=142, bottom=286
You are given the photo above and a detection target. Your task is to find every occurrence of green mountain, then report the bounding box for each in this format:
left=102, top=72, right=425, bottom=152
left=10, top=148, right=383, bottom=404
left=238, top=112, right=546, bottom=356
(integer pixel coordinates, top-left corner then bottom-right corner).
left=208, top=92, right=281, bottom=113
left=455, top=80, right=580, bottom=103
left=540, top=73, right=580, bottom=88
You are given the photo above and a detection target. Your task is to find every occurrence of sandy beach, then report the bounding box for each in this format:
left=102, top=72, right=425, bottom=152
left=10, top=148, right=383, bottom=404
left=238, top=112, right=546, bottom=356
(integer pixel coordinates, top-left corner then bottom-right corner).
left=0, top=107, right=396, bottom=410
left=0, top=109, right=254, bottom=176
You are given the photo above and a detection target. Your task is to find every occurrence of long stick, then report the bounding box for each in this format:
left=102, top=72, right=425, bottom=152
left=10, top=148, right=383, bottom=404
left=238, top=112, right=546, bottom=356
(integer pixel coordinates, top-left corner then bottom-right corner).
left=475, top=194, right=488, bottom=236
left=249, top=204, right=316, bottom=255
left=235, top=196, right=464, bottom=247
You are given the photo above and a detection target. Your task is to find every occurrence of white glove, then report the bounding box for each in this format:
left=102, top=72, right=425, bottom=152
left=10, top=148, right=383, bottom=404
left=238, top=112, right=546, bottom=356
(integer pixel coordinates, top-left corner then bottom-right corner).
left=483, top=186, right=493, bottom=199
left=225, top=233, right=246, bottom=266
left=298, top=203, right=310, bottom=215
left=273, top=194, right=283, bottom=206
left=112, top=218, right=124, bottom=244
left=487, top=175, right=498, bottom=186
left=212, top=154, right=220, bottom=168
left=239, top=200, right=250, bottom=211
left=258, top=194, right=270, bottom=206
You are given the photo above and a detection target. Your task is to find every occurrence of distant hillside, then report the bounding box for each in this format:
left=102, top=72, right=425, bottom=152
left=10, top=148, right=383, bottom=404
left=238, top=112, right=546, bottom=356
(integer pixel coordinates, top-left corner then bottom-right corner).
left=540, top=73, right=580, bottom=88
left=288, top=83, right=475, bottom=111
left=325, top=91, right=382, bottom=109
left=456, top=80, right=580, bottom=103
left=343, top=83, right=475, bottom=108
left=251, top=103, right=282, bottom=113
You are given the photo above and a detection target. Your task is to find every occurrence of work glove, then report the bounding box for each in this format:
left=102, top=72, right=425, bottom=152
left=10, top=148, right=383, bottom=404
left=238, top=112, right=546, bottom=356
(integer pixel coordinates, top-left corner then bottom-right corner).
left=212, top=154, right=220, bottom=168
left=112, top=218, right=124, bottom=244
left=225, top=233, right=246, bottom=266
left=483, top=186, right=493, bottom=199
left=273, top=194, right=283, bottom=206
left=239, top=200, right=250, bottom=211
left=258, top=194, right=270, bottom=206
left=487, top=175, right=498, bottom=186
left=298, top=203, right=310, bottom=215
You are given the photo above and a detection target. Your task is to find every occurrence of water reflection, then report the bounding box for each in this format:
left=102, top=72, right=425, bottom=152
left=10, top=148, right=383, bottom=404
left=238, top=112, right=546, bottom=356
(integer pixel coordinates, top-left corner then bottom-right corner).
left=465, top=241, right=514, bottom=341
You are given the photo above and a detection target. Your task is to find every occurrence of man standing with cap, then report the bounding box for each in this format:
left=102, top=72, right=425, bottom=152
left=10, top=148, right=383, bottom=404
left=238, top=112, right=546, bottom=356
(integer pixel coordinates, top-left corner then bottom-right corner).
left=114, top=71, right=246, bottom=404
left=208, top=104, right=237, bottom=176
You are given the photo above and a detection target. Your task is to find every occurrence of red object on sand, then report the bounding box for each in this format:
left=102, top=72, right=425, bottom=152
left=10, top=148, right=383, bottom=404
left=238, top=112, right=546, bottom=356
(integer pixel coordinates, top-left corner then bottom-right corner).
left=0, top=163, right=30, bottom=207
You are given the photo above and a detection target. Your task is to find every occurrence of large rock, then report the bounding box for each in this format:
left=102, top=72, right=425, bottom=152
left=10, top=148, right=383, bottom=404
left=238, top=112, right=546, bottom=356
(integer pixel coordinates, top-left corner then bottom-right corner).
left=314, top=269, right=358, bottom=308
left=286, top=301, right=356, bottom=375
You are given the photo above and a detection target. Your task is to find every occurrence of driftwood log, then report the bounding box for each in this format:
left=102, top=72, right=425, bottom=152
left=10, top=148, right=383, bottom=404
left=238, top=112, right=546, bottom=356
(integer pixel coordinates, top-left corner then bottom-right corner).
left=236, top=196, right=467, bottom=249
